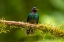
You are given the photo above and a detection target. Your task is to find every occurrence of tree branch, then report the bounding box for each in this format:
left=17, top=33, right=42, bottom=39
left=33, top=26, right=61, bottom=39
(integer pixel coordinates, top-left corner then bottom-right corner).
left=0, top=19, right=64, bottom=38
left=0, top=20, right=40, bottom=28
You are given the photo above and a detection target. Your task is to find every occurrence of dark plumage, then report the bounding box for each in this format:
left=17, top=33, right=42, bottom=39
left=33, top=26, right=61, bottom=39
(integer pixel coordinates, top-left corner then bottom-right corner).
left=27, top=13, right=39, bottom=24
left=26, top=7, right=39, bottom=35
left=27, top=7, right=39, bottom=24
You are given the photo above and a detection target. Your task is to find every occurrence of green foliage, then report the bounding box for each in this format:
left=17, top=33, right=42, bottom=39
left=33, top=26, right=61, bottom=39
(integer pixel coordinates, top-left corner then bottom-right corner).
left=0, top=22, right=8, bottom=33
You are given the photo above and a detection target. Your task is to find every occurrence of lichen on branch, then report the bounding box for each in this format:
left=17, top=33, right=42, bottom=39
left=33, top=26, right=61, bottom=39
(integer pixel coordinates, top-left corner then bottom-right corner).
left=0, top=19, right=64, bottom=39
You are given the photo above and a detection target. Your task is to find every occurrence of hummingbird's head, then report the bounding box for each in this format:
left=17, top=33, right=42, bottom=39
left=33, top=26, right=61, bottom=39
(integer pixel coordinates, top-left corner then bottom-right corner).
left=32, top=7, right=38, bottom=13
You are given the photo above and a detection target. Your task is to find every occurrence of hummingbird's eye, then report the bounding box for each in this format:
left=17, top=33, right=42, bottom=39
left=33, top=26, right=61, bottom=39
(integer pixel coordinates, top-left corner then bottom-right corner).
left=33, top=8, right=36, bottom=10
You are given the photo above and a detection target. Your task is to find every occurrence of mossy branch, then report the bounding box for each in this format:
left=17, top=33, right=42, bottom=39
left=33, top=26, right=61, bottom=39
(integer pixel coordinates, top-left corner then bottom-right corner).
left=0, top=19, right=64, bottom=39
left=0, top=20, right=41, bottom=28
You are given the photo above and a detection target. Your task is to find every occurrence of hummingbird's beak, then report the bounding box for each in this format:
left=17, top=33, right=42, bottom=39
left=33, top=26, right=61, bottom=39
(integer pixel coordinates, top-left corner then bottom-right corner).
left=34, top=8, right=39, bottom=10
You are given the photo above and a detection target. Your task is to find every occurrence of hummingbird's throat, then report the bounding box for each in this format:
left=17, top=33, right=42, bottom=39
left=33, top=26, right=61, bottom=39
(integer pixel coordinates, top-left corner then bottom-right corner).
left=32, top=10, right=36, bottom=14
left=33, top=10, right=36, bottom=12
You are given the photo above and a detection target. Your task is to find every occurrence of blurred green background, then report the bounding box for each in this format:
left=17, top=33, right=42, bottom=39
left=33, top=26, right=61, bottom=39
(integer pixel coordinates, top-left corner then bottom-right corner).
left=0, top=0, right=64, bottom=26
left=0, top=0, right=64, bottom=42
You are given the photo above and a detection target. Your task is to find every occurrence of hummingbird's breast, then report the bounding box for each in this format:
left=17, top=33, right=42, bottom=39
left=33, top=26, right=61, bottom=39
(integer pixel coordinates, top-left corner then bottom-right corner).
left=29, top=14, right=37, bottom=24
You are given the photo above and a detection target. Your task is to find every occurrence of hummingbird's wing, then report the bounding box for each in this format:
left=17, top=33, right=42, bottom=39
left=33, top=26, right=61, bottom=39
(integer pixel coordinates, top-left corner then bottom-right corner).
left=34, top=14, right=39, bottom=24
left=27, top=13, right=32, bottom=22
left=27, top=15, right=29, bottom=22
left=37, top=14, right=39, bottom=24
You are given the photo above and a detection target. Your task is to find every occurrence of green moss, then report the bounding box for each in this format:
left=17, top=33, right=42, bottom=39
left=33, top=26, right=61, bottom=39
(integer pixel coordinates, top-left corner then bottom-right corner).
left=0, top=20, right=64, bottom=39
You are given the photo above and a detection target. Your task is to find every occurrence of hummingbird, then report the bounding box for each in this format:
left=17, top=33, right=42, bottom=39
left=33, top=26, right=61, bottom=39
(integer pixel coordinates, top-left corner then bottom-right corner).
left=27, top=7, right=39, bottom=24
left=26, top=7, right=39, bottom=35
